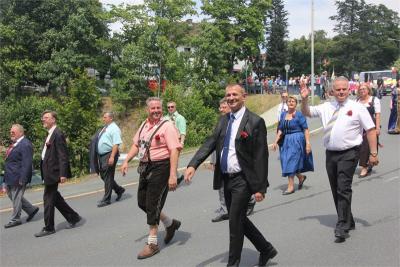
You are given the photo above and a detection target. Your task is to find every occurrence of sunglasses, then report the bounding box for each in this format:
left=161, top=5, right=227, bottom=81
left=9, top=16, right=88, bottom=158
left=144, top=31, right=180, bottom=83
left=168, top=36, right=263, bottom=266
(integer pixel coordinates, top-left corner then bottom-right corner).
left=167, top=106, right=175, bottom=108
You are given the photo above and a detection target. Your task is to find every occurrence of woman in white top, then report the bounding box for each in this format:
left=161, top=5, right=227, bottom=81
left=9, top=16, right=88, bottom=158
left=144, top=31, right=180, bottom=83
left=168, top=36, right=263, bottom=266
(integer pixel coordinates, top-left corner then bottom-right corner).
left=356, top=83, right=381, bottom=178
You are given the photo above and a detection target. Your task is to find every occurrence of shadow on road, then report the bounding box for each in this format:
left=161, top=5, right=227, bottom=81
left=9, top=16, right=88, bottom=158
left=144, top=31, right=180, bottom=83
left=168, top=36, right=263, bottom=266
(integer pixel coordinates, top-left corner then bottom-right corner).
left=298, top=214, right=371, bottom=229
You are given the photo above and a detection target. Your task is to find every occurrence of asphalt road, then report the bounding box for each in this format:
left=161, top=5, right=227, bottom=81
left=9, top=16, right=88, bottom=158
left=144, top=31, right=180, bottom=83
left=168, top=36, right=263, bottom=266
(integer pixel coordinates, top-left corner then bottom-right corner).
left=1, top=96, right=399, bottom=267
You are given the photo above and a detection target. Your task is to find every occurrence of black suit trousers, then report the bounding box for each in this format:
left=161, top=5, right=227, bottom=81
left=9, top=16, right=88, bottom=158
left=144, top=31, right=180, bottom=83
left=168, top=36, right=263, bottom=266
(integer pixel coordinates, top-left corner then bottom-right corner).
left=326, top=147, right=359, bottom=232
left=43, top=184, right=79, bottom=231
left=99, top=153, right=123, bottom=202
left=224, top=174, right=273, bottom=264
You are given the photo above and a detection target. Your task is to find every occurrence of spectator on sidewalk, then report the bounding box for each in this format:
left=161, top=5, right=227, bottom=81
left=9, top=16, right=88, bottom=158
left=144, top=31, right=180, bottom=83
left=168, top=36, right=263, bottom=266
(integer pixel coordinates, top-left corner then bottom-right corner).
left=121, top=97, right=182, bottom=260
left=3, top=124, right=39, bottom=229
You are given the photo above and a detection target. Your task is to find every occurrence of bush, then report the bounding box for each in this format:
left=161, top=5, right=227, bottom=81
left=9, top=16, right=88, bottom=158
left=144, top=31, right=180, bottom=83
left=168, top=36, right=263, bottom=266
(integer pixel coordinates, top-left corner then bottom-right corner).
left=0, top=96, right=61, bottom=170
left=0, top=71, right=101, bottom=177
left=162, top=84, right=218, bottom=147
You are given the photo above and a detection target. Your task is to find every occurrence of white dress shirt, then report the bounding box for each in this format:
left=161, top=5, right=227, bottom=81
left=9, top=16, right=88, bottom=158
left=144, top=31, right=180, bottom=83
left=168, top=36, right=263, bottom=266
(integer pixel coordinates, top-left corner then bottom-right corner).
left=310, top=99, right=375, bottom=151
left=41, top=125, right=57, bottom=160
left=277, top=102, right=288, bottom=121
left=221, top=105, right=246, bottom=173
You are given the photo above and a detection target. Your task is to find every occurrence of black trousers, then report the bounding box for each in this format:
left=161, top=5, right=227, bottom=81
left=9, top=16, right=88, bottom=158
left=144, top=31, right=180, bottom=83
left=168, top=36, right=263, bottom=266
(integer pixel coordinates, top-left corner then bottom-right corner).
left=98, top=153, right=123, bottom=202
left=326, top=147, right=359, bottom=232
left=43, top=183, right=80, bottom=231
left=223, top=173, right=273, bottom=265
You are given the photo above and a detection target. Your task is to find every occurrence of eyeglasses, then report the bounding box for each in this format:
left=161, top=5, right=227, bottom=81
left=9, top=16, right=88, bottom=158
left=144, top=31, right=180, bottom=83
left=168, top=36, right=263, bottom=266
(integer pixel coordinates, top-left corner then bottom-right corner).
left=167, top=106, right=175, bottom=109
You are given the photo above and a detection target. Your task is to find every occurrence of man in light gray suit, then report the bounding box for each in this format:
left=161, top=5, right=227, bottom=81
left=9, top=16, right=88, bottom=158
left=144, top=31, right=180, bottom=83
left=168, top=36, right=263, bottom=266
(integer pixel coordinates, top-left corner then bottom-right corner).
left=3, top=124, right=39, bottom=228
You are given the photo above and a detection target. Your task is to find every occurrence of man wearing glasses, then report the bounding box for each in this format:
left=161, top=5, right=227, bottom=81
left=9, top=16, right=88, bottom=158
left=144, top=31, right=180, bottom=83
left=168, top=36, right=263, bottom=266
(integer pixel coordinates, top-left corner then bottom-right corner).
left=164, top=101, right=187, bottom=146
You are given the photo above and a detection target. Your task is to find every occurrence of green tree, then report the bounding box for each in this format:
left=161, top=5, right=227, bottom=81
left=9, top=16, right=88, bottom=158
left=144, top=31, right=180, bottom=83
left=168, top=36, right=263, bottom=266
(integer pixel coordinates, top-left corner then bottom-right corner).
left=0, top=0, right=110, bottom=98
left=59, top=71, right=101, bottom=175
left=329, top=0, right=399, bottom=75
left=200, top=0, right=271, bottom=74
left=287, top=30, right=333, bottom=76
left=264, top=0, right=288, bottom=77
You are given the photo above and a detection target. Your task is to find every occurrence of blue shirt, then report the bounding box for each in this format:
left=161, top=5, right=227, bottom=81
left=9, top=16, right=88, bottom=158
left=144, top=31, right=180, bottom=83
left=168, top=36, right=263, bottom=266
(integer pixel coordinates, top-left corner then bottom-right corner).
left=97, top=122, right=122, bottom=155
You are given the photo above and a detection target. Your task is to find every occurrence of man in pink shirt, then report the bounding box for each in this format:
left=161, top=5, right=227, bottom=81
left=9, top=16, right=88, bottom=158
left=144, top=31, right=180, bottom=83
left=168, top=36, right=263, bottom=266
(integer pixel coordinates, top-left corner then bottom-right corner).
left=121, top=97, right=182, bottom=260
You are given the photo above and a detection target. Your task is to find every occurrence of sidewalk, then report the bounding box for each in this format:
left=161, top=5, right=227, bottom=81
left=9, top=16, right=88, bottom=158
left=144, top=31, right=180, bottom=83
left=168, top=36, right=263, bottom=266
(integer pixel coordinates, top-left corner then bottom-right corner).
left=0, top=105, right=323, bottom=212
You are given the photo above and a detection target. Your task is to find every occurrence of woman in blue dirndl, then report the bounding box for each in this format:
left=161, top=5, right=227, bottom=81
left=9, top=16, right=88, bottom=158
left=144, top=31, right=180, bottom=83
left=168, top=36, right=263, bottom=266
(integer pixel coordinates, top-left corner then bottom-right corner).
left=272, top=96, right=314, bottom=195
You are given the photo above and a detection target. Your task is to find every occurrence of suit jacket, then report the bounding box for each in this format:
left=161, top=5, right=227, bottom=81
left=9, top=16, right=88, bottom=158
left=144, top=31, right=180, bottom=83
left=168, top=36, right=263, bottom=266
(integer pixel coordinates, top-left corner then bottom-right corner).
left=4, top=137, right=33, bottom=186
left=40, top=127, right=72, bottom=185
left=188, top=108, right=269, bottom=194
left=89, top=130, right=101, bottom=174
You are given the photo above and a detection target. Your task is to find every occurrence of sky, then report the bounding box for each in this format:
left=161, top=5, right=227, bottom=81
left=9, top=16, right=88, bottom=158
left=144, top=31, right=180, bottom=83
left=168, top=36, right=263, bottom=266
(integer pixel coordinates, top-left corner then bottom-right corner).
left=101, top=0, right=400, bottom=40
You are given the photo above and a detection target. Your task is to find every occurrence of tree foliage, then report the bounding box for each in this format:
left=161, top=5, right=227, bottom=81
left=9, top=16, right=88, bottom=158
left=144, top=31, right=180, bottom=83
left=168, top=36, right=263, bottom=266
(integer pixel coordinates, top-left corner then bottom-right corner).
left=264, top=0, right=288, bottom=77
left=0, top=0, right=110, bottom=98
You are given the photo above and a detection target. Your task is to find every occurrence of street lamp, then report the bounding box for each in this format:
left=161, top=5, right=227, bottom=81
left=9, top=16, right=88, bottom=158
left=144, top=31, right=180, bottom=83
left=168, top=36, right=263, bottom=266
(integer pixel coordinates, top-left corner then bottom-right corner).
left=310, top=0, right=315, bottom=105
left=285, top=64, right=290, bottom=91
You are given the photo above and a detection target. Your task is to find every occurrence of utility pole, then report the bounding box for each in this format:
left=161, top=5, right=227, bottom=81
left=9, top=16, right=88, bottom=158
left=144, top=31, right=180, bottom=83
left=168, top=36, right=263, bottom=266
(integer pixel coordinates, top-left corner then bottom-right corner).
left=311, top=0, right=315, bottom=105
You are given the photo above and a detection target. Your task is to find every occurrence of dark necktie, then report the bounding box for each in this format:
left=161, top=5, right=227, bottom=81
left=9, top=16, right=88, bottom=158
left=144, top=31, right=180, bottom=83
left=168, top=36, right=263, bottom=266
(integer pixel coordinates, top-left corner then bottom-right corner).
left=221, top=113, right=235, bottom=173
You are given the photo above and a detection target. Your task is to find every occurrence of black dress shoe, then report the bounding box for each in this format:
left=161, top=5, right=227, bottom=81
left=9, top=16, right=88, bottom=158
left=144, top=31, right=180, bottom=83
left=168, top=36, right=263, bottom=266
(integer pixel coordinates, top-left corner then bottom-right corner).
left=212, top=213, right=229, bottom=223
left=282, top=190, right=295, bottom=195
left=116, top=188, right=125, bottom=201
left=298, top=175, right=307, bottom=190
left=258, top=247, right=278, bottom=266
left=97, top=201, right=111, bottom=208
left=26, top=207, right=39, bottom=222
left=334, top=230, right=349, bottom=243
left=334, top=236, right=346, bottom=243
left=164, top=219, right=181, bottom=244
left=4, top=221, right=22, bottom=229
left=34, top=228, right=56, bottom=237
left=67, top=216, right=82, bottom=228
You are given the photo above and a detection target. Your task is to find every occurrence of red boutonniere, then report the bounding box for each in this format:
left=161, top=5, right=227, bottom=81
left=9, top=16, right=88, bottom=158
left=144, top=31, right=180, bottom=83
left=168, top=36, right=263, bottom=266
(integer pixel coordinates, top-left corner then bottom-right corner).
left=347, top=110, right=353, bottom=116
left=240, top=131, right=249, bottom=139
left=155, top=134, right=161, bottom=141
left=46, top=142, right=51, bottom=147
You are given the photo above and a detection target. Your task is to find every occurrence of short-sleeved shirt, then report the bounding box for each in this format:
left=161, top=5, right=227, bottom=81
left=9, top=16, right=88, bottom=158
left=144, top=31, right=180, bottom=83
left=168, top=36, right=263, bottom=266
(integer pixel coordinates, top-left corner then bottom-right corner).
left=133, top=119, right=182, bottom=162
left=164, top=111, right=187, bottom=136
left=357, top=96, right=381, bottom=113
left=97, top=122, right=122, bottom=155
left=309, top=99, right=375, bottom=151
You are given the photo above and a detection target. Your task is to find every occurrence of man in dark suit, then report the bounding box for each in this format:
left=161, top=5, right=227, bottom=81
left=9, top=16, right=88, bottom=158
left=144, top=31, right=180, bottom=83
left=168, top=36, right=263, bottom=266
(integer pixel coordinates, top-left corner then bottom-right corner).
left=34, top=110, right=81, bottom=237
left=184, top=84, right=277, bottom=267
left=3, top=124, right=39, bottom=228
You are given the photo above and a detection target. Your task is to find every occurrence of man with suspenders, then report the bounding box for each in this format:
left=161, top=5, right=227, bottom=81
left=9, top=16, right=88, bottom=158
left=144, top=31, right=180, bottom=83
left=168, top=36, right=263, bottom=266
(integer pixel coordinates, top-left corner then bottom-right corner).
left=121, top=97, right=182, bottom=259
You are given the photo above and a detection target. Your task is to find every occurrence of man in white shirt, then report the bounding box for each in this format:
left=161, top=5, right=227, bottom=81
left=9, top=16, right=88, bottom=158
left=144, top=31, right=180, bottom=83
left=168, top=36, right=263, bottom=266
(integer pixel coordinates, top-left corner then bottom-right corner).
left=276, top=91, right=288, bottom=123
left=301, top=76, right=379, bottom=243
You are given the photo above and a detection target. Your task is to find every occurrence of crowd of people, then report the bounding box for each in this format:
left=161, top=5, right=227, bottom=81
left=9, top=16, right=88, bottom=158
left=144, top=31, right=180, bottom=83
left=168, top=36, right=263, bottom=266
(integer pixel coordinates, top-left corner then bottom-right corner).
left=3, top=75, right=399, bottom=266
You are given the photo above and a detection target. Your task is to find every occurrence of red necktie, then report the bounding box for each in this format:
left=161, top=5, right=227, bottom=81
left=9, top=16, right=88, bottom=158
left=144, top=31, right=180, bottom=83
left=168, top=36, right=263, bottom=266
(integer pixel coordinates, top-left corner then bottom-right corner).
left=5, top=143, right=14, bottom=158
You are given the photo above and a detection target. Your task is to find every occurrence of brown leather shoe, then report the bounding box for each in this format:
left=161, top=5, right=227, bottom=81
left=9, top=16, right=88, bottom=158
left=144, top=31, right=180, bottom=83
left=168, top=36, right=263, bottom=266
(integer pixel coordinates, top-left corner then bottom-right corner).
left=137, top=243, right=160, bottom=259
left=164, top=219, right=181, bottom=244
